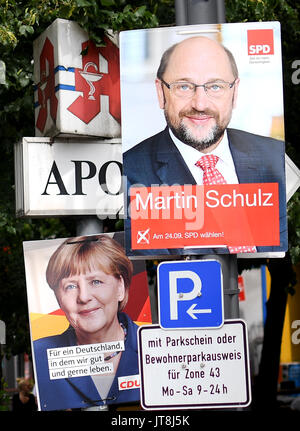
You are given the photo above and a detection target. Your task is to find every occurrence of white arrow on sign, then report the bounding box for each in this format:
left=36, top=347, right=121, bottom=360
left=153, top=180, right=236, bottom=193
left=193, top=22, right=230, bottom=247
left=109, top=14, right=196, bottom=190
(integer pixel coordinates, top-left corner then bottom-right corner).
left=286, top=154, right=300, bottom=202
left=187, top=303, right=212, bottom=319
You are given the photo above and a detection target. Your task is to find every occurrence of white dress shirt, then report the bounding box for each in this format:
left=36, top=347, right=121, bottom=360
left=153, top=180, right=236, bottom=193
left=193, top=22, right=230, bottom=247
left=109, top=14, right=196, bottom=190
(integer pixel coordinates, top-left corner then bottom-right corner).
left=169, top=128, right=239, bottom=185
left=169, top=128, right=257, bottom=253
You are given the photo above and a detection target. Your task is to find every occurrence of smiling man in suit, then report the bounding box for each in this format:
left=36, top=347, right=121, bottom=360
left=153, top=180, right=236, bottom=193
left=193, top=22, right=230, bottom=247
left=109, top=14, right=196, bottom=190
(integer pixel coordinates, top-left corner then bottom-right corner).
left=123, top=36, right=287, bottom=256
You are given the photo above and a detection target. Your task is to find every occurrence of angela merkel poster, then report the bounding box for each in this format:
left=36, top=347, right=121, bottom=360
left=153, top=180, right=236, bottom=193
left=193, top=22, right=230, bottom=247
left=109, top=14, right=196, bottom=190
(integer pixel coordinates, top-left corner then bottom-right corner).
left=23, top=231, right=151, bottom=411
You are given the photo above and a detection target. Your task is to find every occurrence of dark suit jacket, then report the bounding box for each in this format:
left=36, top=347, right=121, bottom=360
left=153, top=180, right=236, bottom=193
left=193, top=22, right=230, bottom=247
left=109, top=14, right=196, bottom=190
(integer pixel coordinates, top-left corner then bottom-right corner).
left=33, top=312, right=139, bottom=411
left=123, top=127, right=287, bottom=255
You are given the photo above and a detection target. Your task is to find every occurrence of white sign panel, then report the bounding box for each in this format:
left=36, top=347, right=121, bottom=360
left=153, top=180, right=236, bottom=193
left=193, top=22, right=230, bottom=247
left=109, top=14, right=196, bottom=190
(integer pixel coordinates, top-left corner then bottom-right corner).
left=0, top=320, right=5, bottom=344
left=14, top=137, right=123, bottom=217
left=138, top=320, right=251, bottom=410
left=47, top=341, right=123, bottom=380
left=158, top=260, right=223, bottom=329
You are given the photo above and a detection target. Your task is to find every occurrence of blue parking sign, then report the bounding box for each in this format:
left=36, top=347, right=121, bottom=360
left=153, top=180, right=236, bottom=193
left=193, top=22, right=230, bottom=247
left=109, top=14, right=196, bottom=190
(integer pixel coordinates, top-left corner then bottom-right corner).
left=157, top=260, right=223, bottom=329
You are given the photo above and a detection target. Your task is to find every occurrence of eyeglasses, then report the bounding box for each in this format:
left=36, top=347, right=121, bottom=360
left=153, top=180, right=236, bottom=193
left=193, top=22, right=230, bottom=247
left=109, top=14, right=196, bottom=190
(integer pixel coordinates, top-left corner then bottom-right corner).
left=160, top=78, right=237, bottom=99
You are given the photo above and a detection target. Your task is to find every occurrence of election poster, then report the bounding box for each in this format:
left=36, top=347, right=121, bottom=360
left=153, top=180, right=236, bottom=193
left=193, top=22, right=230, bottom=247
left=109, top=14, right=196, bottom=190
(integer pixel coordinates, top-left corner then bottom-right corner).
left=23, top=231, right=151, bottom=411
left=120, top=21, right=287, bottom=257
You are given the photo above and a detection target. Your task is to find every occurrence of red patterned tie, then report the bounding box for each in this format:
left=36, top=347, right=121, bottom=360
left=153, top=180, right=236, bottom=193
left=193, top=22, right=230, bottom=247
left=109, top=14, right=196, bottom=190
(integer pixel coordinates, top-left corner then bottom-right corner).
left=195, top=154, right=256, bottom=254
left=195, top=154, right=226, bottom=185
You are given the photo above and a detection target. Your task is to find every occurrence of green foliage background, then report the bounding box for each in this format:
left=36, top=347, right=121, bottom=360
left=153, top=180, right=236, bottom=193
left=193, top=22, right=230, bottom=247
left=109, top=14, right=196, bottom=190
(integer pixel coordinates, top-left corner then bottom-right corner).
left=0, top=0, right=299, bottom=358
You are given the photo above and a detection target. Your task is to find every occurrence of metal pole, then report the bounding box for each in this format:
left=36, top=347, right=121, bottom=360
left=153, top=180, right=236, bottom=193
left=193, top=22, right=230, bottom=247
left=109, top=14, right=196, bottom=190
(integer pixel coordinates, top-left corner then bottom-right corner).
left=175, top=0, right=226, bottom=25
left=175, top=0, right=240, bottom=320
left=76, top=216, right=104, bottom=237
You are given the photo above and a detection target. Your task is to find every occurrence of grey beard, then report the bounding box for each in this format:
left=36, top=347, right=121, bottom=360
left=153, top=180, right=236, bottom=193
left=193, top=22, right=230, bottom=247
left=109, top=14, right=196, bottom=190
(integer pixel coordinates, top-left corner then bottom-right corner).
left=169, top=121, right=225, bottom=152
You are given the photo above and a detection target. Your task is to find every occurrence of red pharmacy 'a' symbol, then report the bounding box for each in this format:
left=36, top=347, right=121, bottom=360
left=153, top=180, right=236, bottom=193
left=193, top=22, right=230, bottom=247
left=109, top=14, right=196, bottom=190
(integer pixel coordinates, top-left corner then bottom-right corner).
left=68, top=37, right=121, bottom=124
left=36, top=37, right=58, bottom=132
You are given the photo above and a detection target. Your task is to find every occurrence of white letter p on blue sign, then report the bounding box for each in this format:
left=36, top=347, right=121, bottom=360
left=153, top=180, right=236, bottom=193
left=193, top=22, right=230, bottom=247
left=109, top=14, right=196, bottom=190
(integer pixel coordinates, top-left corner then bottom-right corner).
left=169, top=270, right=203, bottom=319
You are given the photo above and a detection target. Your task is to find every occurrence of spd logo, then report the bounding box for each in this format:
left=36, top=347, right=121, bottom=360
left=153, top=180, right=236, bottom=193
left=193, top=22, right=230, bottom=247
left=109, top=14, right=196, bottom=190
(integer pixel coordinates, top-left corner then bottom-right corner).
left=247, top=29, right=274, bottom=55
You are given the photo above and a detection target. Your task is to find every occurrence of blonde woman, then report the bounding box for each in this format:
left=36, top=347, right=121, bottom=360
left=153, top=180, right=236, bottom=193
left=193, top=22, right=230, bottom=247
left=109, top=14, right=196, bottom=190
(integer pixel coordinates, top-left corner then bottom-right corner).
left=33, top=235, right=139, bottom=411
left=12, top=378, right=37, bottom=411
